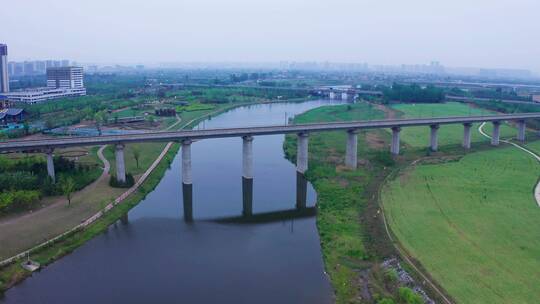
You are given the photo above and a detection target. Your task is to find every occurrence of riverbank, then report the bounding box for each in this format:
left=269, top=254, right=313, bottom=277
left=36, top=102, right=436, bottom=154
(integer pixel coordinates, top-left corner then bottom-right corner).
left=283, top=103, right=400, bottom=303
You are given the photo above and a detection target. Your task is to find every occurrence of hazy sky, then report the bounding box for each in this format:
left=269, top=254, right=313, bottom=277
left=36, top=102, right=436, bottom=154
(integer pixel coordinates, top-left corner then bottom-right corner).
left=2, top=0, right=539, bottom=71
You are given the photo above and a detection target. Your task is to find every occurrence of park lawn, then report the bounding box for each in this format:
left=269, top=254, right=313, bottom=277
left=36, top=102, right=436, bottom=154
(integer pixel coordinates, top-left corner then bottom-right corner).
left=104, top=142, right=167, bottom=178
left=113, top=107, right=148, bottom=118
left=382, top=144, right=540, bottom=303
left=391, top=102, right=516, bottom=148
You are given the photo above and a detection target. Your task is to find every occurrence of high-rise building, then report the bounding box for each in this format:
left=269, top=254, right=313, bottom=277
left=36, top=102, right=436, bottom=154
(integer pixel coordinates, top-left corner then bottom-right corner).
left=8, top=62, right=16, bottom=76
left=23, top=61, right=35, bottom=75
left=35, top=61, right=46, bottom=74
left=0, top=44, right=9, bottom=93
left=46, top=66, right=84, bottom=89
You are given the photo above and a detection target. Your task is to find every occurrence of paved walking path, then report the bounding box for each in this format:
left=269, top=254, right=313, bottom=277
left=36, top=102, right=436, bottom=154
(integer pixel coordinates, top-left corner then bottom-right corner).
left=478, top=122, right=540, bottom=207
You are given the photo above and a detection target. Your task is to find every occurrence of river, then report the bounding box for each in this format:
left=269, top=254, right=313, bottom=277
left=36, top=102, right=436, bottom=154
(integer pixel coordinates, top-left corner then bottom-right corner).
left=0, top=100, right=345, bottom=304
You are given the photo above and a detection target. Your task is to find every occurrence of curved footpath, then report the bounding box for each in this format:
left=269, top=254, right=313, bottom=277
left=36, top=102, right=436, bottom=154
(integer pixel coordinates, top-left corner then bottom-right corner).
left=478, top=122, right=540, bottom=207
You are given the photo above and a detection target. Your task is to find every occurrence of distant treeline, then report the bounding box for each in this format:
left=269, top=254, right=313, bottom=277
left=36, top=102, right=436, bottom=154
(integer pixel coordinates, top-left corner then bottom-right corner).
left=382, top=83, right=445, bottom=103
left=469, top=99, right=540, bottom=129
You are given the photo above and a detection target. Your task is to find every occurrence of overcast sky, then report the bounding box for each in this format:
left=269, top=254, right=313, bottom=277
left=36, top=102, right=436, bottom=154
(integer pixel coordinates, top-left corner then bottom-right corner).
left=1, top=0, right=539, bottom=71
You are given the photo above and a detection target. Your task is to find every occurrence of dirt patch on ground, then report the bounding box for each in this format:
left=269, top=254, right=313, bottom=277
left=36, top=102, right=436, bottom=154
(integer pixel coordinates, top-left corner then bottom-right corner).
left=373, top=103, right=401, bottom=119
left=365, top=132, right=386, bottom=149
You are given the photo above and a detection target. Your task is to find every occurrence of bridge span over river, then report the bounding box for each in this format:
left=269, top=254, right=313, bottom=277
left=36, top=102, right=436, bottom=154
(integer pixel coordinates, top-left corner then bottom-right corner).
left=1, top=112, right=539, bottom=190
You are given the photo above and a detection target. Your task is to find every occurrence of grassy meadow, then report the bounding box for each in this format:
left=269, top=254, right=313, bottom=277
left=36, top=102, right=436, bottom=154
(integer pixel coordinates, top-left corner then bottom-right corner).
left=382, top=145, right=540, bottom=303
left=381, top=102, right=540, bottom=303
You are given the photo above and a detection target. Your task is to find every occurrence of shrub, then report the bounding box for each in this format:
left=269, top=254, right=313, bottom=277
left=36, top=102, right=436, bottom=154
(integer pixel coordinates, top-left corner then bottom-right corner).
left=397, top=287, right=423, bottom=304
left=378, top=298, right=396, bottom=304
left=0, top=190, right=40, bottom=213
left=374, top=151, right=396, bottom=167
left=0, top=171, right=39, bottom=192
left=384, top=268, right=399, bottom=283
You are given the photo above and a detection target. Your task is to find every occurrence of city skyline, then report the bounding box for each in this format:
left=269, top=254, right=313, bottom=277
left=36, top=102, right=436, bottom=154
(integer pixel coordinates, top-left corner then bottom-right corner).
left=1, top=0, right=539, bottom=73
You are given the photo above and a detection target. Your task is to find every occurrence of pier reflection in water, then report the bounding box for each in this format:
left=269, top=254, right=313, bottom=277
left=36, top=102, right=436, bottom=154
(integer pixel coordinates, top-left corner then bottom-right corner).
left=183, top=174, right=310, bottom=223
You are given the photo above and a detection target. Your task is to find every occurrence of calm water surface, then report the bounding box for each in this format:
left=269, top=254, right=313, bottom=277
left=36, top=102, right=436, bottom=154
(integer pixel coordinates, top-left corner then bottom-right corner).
left=0, top=100, right=345, bottom=304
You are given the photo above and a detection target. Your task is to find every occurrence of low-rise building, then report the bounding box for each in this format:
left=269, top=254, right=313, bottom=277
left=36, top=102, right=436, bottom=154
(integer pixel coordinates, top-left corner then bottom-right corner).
left=3, top=66, right=86, bottom=104
left=3, top=87, right=86, bottom=104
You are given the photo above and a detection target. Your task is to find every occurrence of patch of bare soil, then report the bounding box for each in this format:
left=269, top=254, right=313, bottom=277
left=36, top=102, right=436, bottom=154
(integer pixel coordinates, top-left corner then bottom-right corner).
left=373, top=103, right=400, bottom=119
left=365, top=132, right=385, bottom=149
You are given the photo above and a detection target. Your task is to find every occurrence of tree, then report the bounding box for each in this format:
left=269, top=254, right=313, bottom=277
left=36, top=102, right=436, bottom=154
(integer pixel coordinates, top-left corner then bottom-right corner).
left=23, top=121, right=30, bottom=135
left=94, top=111, right=108, bottom=136
left=60, top=176, right=76, bottom=206
left=44, top=119, right=55, bottom=130
left=132, top=147, right=141, bottom=169
left=146, top=115, right=155, bottom=126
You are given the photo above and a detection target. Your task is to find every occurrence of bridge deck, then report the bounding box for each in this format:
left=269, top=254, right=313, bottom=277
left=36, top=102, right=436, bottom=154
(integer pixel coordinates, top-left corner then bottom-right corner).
left=1, top=113, right=539, bottom=152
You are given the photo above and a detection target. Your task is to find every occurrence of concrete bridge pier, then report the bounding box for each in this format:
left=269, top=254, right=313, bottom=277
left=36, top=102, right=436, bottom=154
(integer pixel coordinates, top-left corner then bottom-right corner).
left=463, top=123, right=472, bottom=149
left=241, top=136, right=254, bottom=217
left=45, top=148, right=55, bottom=183
left=517, top=120, right=526, bottom=142
left=391, top=127, right=401, bottom=155
left=242, top=136, right=254, bottom=179
left=181, top=140, right=192, bottom=185
left=297, top=132, right=309, bottom=174
left=430, top=124, right=439, bottom=152
left=115, top=144, right=126, bottom=183
left=345, top=130, right=359, bottom=169
left=491, top=121, right=501, bottom=146
left=181, top=140, right=193, bottom=222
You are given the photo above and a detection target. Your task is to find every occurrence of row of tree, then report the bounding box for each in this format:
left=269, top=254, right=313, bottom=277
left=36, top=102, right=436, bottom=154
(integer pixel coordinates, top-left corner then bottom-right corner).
left=382, top=83, right=445, bottom=103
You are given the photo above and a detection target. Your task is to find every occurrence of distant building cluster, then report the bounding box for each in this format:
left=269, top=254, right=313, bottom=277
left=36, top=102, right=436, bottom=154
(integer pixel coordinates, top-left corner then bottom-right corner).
left=8, top=59, right=70, bottom=76
left=0, top=44, right=86, bottom=104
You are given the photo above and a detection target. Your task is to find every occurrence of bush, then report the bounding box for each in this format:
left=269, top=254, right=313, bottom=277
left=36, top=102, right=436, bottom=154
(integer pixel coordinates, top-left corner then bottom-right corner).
left=109, top=173, right=135, bottom=188
left=0, top=190, right=40, bottom=213
left=0, top=171, right=39, bottom=192
left=374, top=151, right=396, bottom=167
left=384, top=268, right=399, bottom=283
left=398, top=287, right=423, bottom=304
left=378, top=298, right=396, bottom=304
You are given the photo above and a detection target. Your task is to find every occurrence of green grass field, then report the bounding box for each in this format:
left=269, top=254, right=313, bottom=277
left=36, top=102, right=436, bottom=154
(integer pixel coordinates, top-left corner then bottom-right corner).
left=391, top=102, right=517, bottom=148
left=383, top=102, right=540, bottom=303
left=382, top=145, right=540, bottom=303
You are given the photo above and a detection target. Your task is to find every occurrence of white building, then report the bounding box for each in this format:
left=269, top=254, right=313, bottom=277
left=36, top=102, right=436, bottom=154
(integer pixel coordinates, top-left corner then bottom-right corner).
left=4, top=87, right=86, bottom=104
left=46, top=66, right=84, bottom=89
left=4, top=66, right=86, bottom=104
